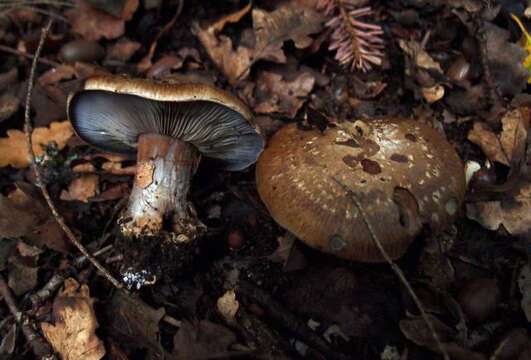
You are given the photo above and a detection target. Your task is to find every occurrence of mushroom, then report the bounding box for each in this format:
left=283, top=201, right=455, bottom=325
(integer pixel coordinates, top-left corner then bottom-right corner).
left=68, top=75, right=264, bottom=241
left=256, top=119, right=465, bottom=262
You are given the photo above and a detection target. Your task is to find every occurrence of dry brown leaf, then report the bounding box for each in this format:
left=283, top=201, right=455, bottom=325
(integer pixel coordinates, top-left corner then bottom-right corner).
left=467, top=122, right=509, bottom=165
left=66, top=1, right=125, bottom=41
left=0, top=185, right=69, bottom=253
left=102, top=161, right=137, bottom=175
left=421, top=85, right=445, bottom=104
left=0, top=121, right=73, bottom=168
left=194, top=2, right=323, bottom=84
left=0, top=94, right=20, bottom=123
left=217, top=290, right=239, bottom=322
left=106, top=39, right=141, bottom=63
left=193, top=24, right=254, bottom=84
left=210, top=2, right=252, bottom=34
left=41, top=278, right=105, bottom=360
left=254, top=70, right=315, bottom=118
left=500, top=108, right=529, bottom=164
left=60, top=174, right=100, bottom=203
left=92, top=183, right=130, bottom=202
left=38, top=65, right=75, bottom=86
left=398, top=39, right=443, bottom=73
left=253, top=3, right=324, bottom=61
left=466, top=181, right=531, bottom=237
left=107, top=291, right=165, bottom=357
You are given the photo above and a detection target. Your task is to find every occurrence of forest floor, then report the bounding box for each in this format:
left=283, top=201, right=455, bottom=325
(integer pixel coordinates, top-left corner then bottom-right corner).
left=0, top=0, right=530, bottom=359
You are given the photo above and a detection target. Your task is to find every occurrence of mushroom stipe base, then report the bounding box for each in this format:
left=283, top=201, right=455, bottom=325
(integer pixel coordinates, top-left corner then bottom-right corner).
left=119, top=133, right=206, bottom=241
left=115, top=232, right=199, bottom=289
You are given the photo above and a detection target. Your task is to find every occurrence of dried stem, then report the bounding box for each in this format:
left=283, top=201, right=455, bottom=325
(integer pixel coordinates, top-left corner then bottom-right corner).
left=30, top=245, right=114, bottom=306
left=0, top=274, right=57, bottom=359
left=332, top=177, right=450, bottom=360
left=0, top=44, right=60, bottom=67
left=23, top=20, right=123, bottom=290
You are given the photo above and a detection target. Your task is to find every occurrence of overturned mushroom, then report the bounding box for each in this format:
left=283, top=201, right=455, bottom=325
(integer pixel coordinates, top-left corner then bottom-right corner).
left=68, top=75, right=263, bottom=241
left=256, top=119, right=465, bottom=262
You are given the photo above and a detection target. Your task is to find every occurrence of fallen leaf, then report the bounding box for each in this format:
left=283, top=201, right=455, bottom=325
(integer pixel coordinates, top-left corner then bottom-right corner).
left=518, top=262, right=531, bottom=322
left=172, top=320, right=236, bottom=359
left=466, top=180, right=531, bottom=237
left=101, top=162, right=136, bottom=175
left=399, top=39, right=443, bottom=73
left=399, top=314, right=454, bottom=351
left=217, top=290, right=239, bottom=322
left=484, top=22, right=528, bottom=97
left=192, top=24, right=254, bottom=84
left=72, top=162, right=97, bottom=173
left=0, top=323, right=17, bottom=355
left=254, top=70, right=315, bottom=118
left=421, top=85, right=445, bottom=103
left=499, top=108, right=529, bottom=165
left=0, top=94, right=19, bottom=123
left=38, top=65, right=75, bottom=86
left=29, top=83, right=69, bottom=126
left=107, top=290, right=165, bottom=358
left=0, top=68, right=18, bottom=92
left=84, top=0, right=139, bottom=19
left=106, top=39, right=141, bottom=63
left=0, top=121, right=73, bottom=168
left=41, top=278, right=105, bottom=360
left=467, top=122, right=509, bottom=165
left=66, top=0, right=125, bottom=41
left=253, top=3, right=325, bottom=61
left=92, top=183, right=130, bottom=202
left=137, top=4, right=181, bottom=72
left=210, top=2, right=252, bottom=34
left=0, top=184, right=69, bottom=253
left=194, top=2, right=323, bottom=84
left=60, top=174, right=100, bottom=203
left=8, top=252, right=38, bottom=296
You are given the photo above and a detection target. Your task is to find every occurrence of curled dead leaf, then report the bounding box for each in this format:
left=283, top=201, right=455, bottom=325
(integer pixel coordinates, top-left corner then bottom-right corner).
left=0, top=121, right=73, bottom=168
left=65, top=1, right=126, bottom=41
left=217, top=290, right=239, bottom=322
left=41, top=278, right=105, bottom=360
left=254, top=70, right=315, bottom=118
left=422, top=85, right=445, bottom=103
left=60, top=174, right=100, bottom=203
left=466, top=180, right=531, bottom=237
left=467, top=122, right=509, bottom=165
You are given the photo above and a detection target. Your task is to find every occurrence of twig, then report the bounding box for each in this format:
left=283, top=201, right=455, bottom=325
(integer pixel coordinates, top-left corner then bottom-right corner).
left=332, top=177, right=450, bottom=360
left=0, top=274, right=57, bottom=360
left=30, top=244, right=115, bottom=307
left=0, top=45, right=60, bottom=67
left=23, top=20, right=123, bottom=290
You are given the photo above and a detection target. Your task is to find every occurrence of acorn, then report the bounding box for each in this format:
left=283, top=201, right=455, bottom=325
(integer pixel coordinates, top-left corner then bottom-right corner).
left=59, top=40, right=105, bottom=63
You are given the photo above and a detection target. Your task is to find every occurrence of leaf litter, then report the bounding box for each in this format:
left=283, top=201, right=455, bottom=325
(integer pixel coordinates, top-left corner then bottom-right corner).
left=0, top=1, right=530, bottom=359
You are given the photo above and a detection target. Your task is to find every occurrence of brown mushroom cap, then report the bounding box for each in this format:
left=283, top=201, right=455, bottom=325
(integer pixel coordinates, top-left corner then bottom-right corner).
left=256, top=119, right=466, bottom=262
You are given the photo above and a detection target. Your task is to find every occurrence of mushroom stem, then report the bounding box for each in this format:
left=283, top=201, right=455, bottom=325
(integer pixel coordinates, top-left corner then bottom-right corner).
left=120, top=133, right=205, bottom=241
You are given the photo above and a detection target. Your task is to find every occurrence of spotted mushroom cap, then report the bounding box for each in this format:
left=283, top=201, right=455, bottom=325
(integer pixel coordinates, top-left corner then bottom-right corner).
left=67, top=75, right=264, bottom=171
left=256, top=119, right=466, bottom=262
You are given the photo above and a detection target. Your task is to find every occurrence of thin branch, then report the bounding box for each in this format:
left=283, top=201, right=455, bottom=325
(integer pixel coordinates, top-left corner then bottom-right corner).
left=30, top=245, right=114, bottom=306
left=332, top=177, right=450, bottom=360
left=0, top=44, right=60, bottom=67
left=0, top=274, right=57, bottom=359
left=23, top=20, right=123, bottom=290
